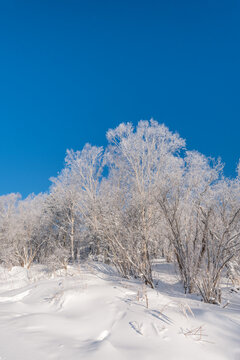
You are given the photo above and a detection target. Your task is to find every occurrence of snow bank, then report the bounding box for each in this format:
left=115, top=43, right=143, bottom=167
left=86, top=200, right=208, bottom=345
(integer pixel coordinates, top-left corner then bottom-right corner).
left=0, top=261, right=239, bottom=360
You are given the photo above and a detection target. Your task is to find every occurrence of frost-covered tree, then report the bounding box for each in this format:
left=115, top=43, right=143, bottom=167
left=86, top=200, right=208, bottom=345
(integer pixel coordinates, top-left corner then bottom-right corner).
left=0, top=193, right=47, bottom=268
left=0, top=193, right=21, bottom=266
left=46, top=144, right=104, bottom=263
left=155, top=151, right=223, bottom=294
left=195, top=176, right=240, bottom=303
left=100, top=120, right=185, bottom=287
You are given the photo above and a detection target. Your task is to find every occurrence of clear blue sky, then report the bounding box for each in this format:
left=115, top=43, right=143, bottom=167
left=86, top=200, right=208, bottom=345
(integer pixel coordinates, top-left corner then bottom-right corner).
left=0, top=0, right=239, bottom=197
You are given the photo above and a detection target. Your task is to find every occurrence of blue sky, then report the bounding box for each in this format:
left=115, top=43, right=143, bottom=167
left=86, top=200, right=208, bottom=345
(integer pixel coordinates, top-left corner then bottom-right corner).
left=0, top=0, right=239, bottom=197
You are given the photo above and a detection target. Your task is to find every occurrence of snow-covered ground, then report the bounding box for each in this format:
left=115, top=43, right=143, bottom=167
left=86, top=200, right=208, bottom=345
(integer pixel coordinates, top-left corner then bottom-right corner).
left=0, top=261, right=239, bottom=360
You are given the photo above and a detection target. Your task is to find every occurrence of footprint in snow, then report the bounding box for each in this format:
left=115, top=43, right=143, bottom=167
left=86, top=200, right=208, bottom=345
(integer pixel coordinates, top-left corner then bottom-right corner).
left=151, top=323, right=170, bottom=340
left=97, top=330, right=110, bottom=341
left=129, top=321, right=143, bottom=335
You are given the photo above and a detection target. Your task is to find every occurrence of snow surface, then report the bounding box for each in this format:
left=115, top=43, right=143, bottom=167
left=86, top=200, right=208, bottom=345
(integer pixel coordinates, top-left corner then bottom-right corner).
left=0, top=261, right=239, bottom=360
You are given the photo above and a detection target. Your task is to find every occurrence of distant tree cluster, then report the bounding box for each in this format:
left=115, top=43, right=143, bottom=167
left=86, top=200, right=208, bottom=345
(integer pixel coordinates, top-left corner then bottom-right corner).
left=0, top=120, right=240, bottom=304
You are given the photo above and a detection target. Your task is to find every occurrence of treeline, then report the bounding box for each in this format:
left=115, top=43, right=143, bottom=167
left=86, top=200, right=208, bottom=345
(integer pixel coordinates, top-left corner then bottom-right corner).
left=0, top=120, right=240, bottom=304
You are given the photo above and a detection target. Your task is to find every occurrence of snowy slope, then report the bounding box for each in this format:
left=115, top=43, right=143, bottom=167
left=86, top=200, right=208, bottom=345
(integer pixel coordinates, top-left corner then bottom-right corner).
left=0, top=261, right=239, bottom=360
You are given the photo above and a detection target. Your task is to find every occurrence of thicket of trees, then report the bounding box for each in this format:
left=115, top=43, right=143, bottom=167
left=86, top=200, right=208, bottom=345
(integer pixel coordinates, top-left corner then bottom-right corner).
left=0, top=120, right=240, bottom=304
